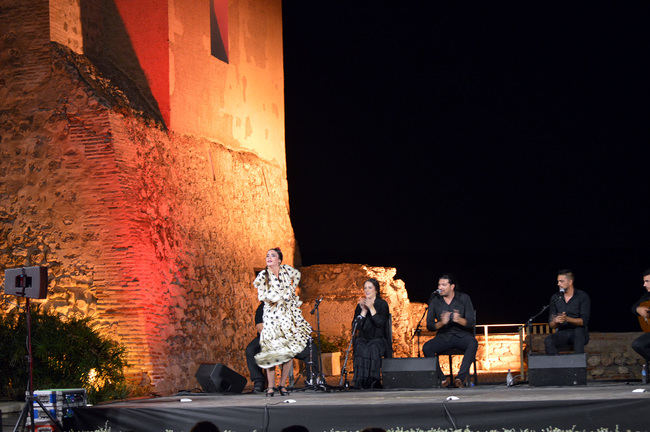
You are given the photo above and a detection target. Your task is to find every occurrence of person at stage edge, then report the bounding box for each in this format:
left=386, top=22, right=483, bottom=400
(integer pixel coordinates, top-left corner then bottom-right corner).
left=245, top=301, right=321, bottom=392
left=422, top=274, right=477, bottom=388
left=253, top=247, right=312, bottom=397
left=544, top=269, right=591, bottom=354
left=631, top=268, right=650, bottom=364
left=352, top=278, right=390, bottom=389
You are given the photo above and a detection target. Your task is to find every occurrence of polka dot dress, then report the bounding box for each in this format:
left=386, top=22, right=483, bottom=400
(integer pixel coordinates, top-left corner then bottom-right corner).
left=254, top=264, right=312, bottom=368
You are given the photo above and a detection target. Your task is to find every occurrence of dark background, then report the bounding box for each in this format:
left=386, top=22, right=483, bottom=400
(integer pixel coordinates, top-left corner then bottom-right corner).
left=282, top=2, right=650, bottom=331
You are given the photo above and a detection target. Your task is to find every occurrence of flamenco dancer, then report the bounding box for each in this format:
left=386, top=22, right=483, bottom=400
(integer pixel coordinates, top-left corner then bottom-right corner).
left=254, top=247, right=312, bottom=397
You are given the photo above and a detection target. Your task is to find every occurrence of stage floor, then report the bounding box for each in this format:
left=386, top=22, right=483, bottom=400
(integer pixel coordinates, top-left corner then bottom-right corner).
left=69, top=383, right=650, bottom=432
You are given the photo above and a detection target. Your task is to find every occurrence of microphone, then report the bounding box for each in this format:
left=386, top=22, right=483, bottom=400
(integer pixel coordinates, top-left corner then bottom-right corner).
left=354, top=314, right=365, bottom=322
left=427, top=289, right=442, bottom=305
left=552, top=288, right=566, bottom=304
left=310, top=296, right=323, bottom=314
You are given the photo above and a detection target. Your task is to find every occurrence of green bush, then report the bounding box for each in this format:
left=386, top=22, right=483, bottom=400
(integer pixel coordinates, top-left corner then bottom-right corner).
left=0, top=304, right=128, bottom=404
left=317, top=334, right=348, bottom=353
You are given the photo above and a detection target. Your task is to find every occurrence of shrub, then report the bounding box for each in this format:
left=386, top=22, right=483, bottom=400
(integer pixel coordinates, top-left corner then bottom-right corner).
left=0, top=304, right=128, bottom=404
left=317, top=334, right=348, bottom=353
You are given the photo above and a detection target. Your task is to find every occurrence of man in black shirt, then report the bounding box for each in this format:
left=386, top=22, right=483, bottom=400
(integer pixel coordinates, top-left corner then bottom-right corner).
left=422, top=274, right=477, bottom=388
left=245, top=302, right=320, bottom=392
left=631, top=269, right=650, bottom=363
left=544, top=269, right=591, bottom=354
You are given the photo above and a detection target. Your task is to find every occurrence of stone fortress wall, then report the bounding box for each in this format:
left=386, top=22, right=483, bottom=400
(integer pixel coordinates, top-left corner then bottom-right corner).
left=0, top=0, right=294, bottom=394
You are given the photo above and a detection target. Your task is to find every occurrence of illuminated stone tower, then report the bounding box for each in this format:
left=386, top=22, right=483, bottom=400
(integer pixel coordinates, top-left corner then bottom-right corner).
left=0, top=0, right=294, bottom=393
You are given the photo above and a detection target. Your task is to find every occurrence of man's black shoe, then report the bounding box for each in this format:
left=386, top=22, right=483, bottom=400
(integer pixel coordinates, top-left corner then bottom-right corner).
left=253, top=382, right=265, bottom=393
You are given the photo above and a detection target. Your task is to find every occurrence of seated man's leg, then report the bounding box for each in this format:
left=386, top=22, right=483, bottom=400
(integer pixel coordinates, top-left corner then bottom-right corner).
left=245, top=336, right=265, bottom=390
left=545, top=330, right=572, bottom=354
left=452, top=333, right=478, bottom=383
left=423, top=335, right=452, bottom=380
left=631, top=333, right=650, bottom=362
left=544, top=333, right=559, bottom=354
left=571, top=327, right=587, bottom=354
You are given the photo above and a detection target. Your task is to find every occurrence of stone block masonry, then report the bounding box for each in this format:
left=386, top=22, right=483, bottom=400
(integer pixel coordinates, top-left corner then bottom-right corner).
left=298, top=264, right=416, bottom=359
left=530, top=332, right=647, bottom=381
left=1, top=0, right=295, bottom=395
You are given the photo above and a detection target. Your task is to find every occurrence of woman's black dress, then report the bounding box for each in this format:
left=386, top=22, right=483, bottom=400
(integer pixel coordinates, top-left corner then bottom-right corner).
left=352, top=298, right=390, bottom=388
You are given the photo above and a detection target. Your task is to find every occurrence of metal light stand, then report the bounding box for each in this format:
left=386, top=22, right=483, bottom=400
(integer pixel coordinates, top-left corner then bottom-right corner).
left=338, top=316, right=360, bottom=388
left=13, top=294, right=62, bottom=432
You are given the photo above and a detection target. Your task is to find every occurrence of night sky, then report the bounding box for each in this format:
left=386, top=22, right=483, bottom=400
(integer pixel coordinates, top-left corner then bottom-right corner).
left=281, top=3, right=650, bottom=332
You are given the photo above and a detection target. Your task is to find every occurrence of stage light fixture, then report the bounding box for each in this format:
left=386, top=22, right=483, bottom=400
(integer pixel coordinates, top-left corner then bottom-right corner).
left=4, top=265, right=48, bottom=299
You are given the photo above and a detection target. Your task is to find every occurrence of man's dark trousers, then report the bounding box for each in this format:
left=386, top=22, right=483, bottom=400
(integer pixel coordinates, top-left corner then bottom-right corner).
left=422, top=332, right=478, bottom=381
left=544, top=327, right=587, bottom=354
left=632, top=333, right=650, bottom=362
left=245, top=337, right=265, bottom=386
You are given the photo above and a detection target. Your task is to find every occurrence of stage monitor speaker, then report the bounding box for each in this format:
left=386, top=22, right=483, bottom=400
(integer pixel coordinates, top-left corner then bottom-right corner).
left=381, top=357, right=437, bottom=389
left=528, top=353, right=587, bottom=386
left=195, top=363, right=247, bottom=393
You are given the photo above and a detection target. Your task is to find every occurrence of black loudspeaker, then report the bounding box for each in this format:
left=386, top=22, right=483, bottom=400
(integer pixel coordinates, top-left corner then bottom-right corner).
left=381, top=357, right=438, bottom=389
left=528, top=353, right=587, bottom=386
left=195, top=363, right=247, bottom=393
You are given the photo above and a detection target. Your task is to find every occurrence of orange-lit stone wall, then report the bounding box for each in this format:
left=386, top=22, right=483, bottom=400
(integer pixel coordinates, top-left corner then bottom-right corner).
left=48, top=0, right=285, bottom=166
left=49, top=0, right=170, bottom=126
left=1, top=0, right=293, bottom=394
left=298, top=264, right=416, bottom=359
left=427, top=334, right=522, bottom=376
left=169, top=0, right=286, bottom=168
left=49, top=0, right=83, bottom=54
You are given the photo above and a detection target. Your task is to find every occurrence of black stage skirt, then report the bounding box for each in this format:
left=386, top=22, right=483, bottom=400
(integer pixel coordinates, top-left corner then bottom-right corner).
left=353, top=337, right=385, bottom=388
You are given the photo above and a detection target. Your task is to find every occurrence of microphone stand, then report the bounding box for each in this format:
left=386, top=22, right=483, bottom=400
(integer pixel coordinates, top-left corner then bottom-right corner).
left=309, top=297, right=327, bottom=391
left=292, top=336, right=318, bottom=391
left=525, top=303, right=550, bottom=332
left=525, top=292, right=565, bottom=333
left=518, top=293, right=563, bottom=382
left=411, top=306, right=428, bottom=357
left=338, top=316, right=361, bottom=388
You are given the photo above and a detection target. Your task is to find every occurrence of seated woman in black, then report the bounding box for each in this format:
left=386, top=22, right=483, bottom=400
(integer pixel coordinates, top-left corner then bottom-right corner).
left=352, top=278, right=390, bottom=388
